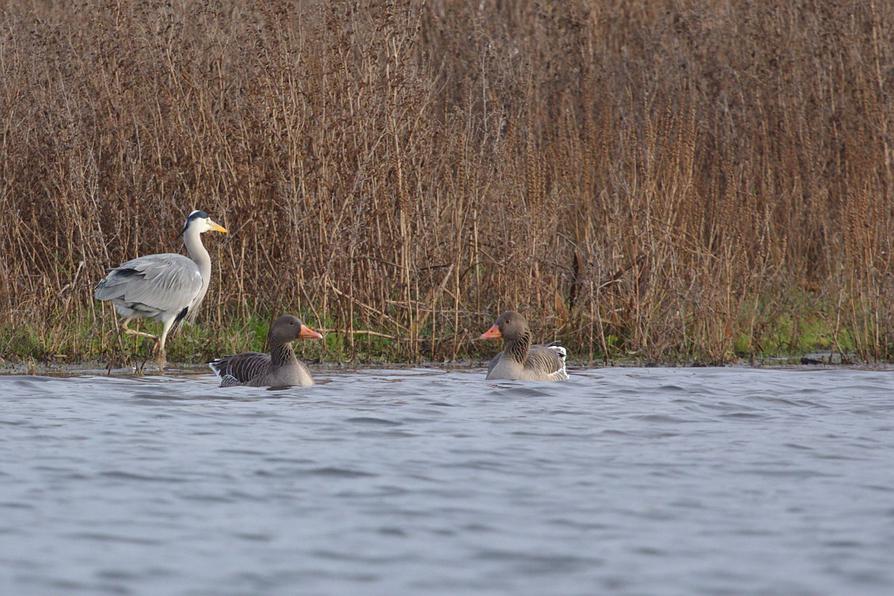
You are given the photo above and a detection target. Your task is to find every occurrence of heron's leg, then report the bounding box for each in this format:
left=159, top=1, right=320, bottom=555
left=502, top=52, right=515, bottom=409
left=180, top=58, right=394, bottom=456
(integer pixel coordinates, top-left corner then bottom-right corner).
left=121, top=317, right=157, bottom=340
left=153, top=318, right=175, bottom=367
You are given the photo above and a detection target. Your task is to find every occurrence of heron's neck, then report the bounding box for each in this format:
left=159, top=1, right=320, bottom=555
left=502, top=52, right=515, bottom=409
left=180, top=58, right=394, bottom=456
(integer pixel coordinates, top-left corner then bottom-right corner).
left=182, top=228, right=212, bottom=322
left=505, top=331, right=531, bottom=363
left=183, top=228, right=212, bottom=281
left=270, top=342, right=298, bottom=367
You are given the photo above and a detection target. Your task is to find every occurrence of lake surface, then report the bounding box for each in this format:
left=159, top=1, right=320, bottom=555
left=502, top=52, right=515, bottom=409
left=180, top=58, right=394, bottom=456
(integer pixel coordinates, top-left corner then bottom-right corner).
left=1, top=367, right=892, bottom=595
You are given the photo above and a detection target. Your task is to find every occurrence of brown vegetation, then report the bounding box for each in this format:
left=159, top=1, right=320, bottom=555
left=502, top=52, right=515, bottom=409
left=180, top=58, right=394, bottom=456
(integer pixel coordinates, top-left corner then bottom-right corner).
left=0, top=0, right=892, bottom=364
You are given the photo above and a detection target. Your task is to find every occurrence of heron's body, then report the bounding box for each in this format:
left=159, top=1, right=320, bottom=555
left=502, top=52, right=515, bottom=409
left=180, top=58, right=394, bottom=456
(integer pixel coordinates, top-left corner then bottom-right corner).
left=96, top=253, right=203, bottom=322
left=481, top=311, right=569, bottom=382
left=95, top=210, right=227, bottom=365
left=209, top=315, right=322, bottom=388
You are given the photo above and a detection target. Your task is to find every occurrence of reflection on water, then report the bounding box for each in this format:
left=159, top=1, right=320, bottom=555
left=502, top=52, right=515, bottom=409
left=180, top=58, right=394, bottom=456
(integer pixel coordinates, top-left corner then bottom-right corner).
left=1, top=367, right=893, bottom=595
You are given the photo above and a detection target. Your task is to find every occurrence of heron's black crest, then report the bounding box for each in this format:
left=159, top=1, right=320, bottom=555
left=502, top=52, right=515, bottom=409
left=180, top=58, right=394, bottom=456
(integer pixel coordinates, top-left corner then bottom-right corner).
left=180, top=210, right=210, bottom=236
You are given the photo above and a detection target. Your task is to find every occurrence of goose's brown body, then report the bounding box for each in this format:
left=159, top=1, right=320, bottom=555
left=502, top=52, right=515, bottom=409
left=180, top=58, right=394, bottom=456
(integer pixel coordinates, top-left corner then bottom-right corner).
left=481, top=311, right=568, bottom=382
left=209, top=315, right=322, bottom=388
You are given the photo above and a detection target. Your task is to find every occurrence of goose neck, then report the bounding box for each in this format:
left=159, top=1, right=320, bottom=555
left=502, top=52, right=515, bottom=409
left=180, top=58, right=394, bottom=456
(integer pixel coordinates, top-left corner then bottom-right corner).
left=505, top=330, right=531, bottom=363
left=270, top=342, right=298, bottom=367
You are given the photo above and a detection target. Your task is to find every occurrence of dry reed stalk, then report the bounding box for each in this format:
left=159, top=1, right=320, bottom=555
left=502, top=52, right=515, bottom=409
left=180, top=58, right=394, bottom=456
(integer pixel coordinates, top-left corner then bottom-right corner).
left=0, top=0, right=891, bottom=364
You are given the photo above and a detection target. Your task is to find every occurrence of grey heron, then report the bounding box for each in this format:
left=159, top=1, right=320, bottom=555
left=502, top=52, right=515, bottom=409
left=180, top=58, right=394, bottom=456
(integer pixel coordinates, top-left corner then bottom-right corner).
left=95, top=210, right=228, bottom=364
left=209, top=314, right=323, bottom=387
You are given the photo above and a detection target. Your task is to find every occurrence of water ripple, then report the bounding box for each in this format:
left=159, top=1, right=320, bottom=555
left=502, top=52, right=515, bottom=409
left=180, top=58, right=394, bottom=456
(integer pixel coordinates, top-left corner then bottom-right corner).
left=0, top=367, right=892, bottom=595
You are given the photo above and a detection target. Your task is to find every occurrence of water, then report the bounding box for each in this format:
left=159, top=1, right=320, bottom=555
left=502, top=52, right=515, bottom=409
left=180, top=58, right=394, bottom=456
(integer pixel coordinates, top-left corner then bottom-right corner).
left=1, top=367, right=892, bottom=596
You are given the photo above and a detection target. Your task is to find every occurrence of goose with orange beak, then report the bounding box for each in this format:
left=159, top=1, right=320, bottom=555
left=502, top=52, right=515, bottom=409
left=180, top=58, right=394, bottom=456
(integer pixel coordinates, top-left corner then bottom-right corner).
left=209, top=314, right=323, bottom=387
left=480, top=311, right=568, bottom=381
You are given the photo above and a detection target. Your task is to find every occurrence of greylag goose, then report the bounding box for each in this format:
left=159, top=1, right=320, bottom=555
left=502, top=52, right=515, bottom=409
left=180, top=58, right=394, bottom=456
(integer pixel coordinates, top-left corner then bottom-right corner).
left=95, top=210, right=227, bottom=365
left=209, top=314, right=323, bottom=387
left=480, top=311, right=568, bottom=381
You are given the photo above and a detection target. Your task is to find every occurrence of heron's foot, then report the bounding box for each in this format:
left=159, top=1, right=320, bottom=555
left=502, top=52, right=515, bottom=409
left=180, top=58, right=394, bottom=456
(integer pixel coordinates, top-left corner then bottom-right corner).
left=151, top=342, right=167, bottom=368
left=122, top=322, right=157, bottom=341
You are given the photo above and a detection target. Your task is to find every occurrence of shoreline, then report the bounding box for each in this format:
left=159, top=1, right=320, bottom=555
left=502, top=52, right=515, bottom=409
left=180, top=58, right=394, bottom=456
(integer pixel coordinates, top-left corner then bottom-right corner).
left=2, top=354, right=891, bottom=378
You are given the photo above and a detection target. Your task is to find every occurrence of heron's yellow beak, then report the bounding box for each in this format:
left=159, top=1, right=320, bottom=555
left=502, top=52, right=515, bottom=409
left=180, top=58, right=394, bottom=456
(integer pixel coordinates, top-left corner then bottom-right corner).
left=208, top=220, right=228, bottom=234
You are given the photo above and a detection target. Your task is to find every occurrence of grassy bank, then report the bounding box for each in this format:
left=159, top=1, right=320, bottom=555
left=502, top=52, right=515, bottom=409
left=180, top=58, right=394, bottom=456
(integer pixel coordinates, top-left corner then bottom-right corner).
left=0, top=299, right=867, bottom=368
left=1, top=1, right=892, bottom=365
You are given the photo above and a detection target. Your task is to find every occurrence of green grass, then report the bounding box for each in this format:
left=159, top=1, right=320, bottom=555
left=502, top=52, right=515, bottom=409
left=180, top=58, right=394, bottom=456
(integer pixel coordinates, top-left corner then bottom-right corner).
left=0, top=294, right=873, bottom=367
left=0, top=310, right=420, bottom=367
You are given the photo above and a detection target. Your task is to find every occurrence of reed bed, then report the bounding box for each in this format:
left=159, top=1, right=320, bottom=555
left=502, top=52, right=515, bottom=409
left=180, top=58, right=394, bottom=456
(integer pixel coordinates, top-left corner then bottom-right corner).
left=0, top=0, right=891, bottom=365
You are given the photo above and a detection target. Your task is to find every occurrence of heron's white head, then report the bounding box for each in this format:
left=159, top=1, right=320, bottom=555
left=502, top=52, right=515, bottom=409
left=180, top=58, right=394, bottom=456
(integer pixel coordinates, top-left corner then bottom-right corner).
left=181, top=210, right=228, bottom=236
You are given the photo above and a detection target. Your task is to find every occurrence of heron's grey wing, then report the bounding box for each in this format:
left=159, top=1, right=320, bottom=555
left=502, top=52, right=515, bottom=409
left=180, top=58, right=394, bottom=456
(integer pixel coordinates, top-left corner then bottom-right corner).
left=209, top=352, right=271, bottom=385
left=525, top=345, right=569, bottom=380
left=95, top=253, right=202, bottom=316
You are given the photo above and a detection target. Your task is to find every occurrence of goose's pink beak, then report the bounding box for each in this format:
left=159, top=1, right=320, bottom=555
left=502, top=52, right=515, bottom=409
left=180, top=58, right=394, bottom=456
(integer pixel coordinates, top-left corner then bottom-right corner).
left=479, top=324, right=502, bottom=340
left=300, top=325, right=323, bottom=340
